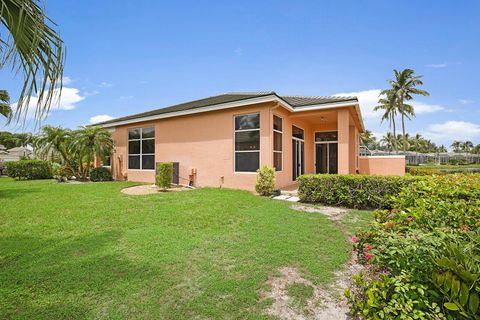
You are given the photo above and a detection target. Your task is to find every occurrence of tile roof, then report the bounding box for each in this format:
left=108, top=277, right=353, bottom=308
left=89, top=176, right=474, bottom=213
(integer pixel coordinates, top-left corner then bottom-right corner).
left=96, top=92, right=357, bottom=126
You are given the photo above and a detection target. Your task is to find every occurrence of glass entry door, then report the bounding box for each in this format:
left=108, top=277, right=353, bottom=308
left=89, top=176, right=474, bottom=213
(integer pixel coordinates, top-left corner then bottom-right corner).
left=315, top=143, right=338, bottom=174
left=292, top=125, right=305, bottom=181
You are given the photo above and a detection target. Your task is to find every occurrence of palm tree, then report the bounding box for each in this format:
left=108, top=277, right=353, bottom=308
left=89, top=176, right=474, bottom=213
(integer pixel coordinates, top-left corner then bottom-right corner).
left=35, top=125, right=73, bottom=165
left=437, top=145, right=447, bottom=153
left=451, top=141, right=462, bottom=153
left=381, top=132, right=396, bottom=154
left=0, top=90, right=11, bottom=119
left=382, top=69, right=429, bottom=153
left=374, top=92, right=398, bottom=151
left=462, top=141, right=474, bottom=153
left=1, top=0, right=64, bottom=121
left=360, top=130, right=376, bottom=149
left=411, top=133, right=425, bottom=154
left=70, top=126, right=114, bottom=179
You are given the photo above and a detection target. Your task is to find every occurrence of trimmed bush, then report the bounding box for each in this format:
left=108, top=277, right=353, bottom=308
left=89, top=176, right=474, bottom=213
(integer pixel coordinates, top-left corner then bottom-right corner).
left=297, top=174, right=419, bottom=209
left=89, top=167, right=113, bottom=182
left=156, top=162, right=173, bottom=190
left=5, top=160, right=53, bottom=180
left=255, top=166, right=276, bottom=196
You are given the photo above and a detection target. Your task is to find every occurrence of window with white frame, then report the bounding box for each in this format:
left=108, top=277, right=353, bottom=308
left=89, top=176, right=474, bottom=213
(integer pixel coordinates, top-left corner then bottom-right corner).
left=128, top=127, right=155, bottom=170
left=234, top=113, right=260, bottom=172
left=273, top=115, right=282, bottom=171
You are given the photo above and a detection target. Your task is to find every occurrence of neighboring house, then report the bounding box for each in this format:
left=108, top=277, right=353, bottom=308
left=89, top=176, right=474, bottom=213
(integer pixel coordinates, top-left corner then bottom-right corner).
left=97, top=92, right=404, bottom=190
left=0, top=145, right=34, bottom=175
left=0, top=145, right=33, bottom=162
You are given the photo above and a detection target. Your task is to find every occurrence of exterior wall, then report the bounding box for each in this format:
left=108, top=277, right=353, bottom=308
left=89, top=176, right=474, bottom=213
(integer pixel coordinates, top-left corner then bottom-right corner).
left=359, top=156, right=406, bottom=176
left=108, top=103, right=364, bottom=191
left=110, top=102, right=274, bottom=190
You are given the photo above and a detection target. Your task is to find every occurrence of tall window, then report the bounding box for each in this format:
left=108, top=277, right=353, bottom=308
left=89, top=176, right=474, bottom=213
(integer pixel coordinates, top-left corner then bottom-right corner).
left=273, top=115, right=282, bottom=171
left=128, top=127, right=155, bottom=170
left=234, top=113, right=260, bottom=172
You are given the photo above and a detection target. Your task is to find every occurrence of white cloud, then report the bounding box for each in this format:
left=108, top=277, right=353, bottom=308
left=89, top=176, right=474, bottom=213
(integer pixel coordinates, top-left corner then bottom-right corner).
left=459, top=99, right=474, bottom=105
left=89, top=114, right=114, bottom=124
left=425, top=63, right=448, bottom=68
left=410, top=101, right=444, bottom=114
left=334, top=89, right=444, bottom=121
left=334, top=89, right=382, bottom=119
left=12, top=87, right=85, bottom=119
left=63, top=76, right=73, bottom=85
left=99, top=81, right=113, bottom=88
left=425, top=121, right=480, bottom=145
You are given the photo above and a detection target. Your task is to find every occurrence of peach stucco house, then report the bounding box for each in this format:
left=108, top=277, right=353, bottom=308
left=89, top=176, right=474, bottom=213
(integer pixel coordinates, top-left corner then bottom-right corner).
left=97, top=92, right=404, bottom=191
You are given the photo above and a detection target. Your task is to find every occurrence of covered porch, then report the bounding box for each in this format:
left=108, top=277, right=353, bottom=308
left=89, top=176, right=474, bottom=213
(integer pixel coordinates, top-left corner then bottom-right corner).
left=273, top=105, right=362, bottom=189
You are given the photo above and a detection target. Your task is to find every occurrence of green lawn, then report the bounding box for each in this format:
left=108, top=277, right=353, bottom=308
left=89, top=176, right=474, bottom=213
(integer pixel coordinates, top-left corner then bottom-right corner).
left=0, top=178, right=356, bottom=319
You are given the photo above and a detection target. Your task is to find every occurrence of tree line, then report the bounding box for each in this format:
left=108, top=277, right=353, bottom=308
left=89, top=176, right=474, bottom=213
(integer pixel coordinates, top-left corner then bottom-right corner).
left=362, top=130, right=480, bottom=154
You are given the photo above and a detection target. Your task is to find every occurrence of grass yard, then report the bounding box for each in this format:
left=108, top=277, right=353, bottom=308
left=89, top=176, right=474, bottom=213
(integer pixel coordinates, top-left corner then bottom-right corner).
left=0, top=178, right=368, bottom=319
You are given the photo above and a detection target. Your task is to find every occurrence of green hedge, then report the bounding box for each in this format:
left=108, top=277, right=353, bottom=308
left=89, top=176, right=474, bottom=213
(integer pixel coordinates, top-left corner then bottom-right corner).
left=89, top=167, right=113, bottom=182
left=297, top=174, right=419, bottom=209
left=5, top=160, right=53, bottom=180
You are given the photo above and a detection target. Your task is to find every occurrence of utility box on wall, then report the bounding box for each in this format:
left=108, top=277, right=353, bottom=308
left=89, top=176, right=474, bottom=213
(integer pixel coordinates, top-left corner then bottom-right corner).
left=156, top=162, right=180, bottom=185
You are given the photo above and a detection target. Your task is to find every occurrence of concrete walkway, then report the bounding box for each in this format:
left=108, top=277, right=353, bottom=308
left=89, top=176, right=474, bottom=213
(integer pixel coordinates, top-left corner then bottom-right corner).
left=273, top=186, right=299, bottom=202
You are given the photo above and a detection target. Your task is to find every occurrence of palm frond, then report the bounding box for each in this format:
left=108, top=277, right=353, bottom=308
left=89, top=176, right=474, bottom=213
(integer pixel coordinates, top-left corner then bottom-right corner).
left=0, top=0, right=64, bottom=123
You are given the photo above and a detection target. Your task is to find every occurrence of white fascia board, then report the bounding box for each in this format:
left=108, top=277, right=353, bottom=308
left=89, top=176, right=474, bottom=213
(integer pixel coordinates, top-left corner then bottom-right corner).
left=100, top=95, right=363, bottom=130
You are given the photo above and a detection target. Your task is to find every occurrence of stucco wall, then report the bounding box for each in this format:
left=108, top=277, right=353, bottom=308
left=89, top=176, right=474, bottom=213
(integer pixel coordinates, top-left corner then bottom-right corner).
left=109, top=102, right=364, bottom=191
left=359, top=156, right=406, bottom=176
left=111, top=102, right=274, bottom=190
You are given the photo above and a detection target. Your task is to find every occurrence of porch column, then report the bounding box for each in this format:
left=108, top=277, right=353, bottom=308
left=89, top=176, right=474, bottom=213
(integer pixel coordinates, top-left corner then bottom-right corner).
left=337, top=108, right=350, bottom=174
left=349, top=125, right=357, bottom=174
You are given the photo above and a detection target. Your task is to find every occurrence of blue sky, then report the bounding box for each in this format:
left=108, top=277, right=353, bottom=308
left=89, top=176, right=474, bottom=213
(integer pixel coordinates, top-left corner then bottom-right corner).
left=1, top=0, right=479, bottom=148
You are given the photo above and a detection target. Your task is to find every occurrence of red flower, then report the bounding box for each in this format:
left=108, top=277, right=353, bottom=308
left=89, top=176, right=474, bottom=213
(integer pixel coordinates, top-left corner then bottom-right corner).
left=364, top=252, right=373, bottom=262
left=363, top=244, right=373, bottom=253
left=351, top=235, right=359, bottom=243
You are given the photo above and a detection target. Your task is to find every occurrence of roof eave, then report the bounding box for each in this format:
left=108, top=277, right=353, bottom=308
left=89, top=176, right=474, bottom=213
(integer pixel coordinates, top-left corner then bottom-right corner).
left=97, top=94, right=364, bottom=131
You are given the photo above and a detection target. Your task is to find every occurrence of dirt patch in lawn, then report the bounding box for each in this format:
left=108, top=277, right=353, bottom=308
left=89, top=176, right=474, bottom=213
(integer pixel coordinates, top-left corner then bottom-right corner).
left=260, top=260, right=361, bottom=320
left=290, top=204, right=348, bottom=221
left=121, top=184, right=192, bottom=195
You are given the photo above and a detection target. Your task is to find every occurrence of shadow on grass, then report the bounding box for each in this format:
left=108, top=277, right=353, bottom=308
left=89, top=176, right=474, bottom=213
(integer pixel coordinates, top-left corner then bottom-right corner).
left=0, top=231, right=153, bottom=319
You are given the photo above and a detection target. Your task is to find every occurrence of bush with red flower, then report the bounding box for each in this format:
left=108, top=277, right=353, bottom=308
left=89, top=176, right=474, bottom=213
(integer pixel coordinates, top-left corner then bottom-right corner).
left=346, top=174, right=480, bottom=319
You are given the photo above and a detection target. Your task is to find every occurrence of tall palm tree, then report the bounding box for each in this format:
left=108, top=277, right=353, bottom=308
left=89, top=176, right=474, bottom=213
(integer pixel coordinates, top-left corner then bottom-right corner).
left=1, top=0, right=64, bottom=121
left=0, top=90, right=11, bottom=119
left=70, top=126, right=114, bottom=179
left=382, top=69, right=429, bottom=153
left=374, top=92, right=398, bottom=151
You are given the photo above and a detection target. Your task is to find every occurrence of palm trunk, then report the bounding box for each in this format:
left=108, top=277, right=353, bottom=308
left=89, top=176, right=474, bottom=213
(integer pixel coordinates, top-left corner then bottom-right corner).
left=392, top=116, right=397, bottom=153
left=400, top=98, right=407, bottom=154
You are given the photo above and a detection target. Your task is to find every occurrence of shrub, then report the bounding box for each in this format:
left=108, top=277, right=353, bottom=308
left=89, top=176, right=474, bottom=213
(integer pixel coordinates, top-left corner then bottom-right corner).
left=297, top=174, right=419, bottom=209
left=5, top=160, right=53, bottom=180
left=156, top=162, right=173, bottom=190
left=347, top=174, right=480, bottom=319
left=406, top=166, right=448, bottom=176
left=255, top=166, right=276, bottom=196
left=346, top=270, right=444, bottom=319
left=89, top=167, right=113, bottom=182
